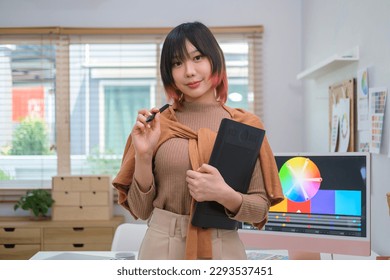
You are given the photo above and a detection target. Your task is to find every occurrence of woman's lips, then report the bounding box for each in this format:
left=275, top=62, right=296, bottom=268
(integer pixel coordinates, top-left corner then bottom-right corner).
left=187, top=81, right=201, bottom=89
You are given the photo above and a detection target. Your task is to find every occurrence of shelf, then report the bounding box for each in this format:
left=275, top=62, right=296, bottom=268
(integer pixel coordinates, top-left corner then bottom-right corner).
left=297, top=46, right=359, bottom=80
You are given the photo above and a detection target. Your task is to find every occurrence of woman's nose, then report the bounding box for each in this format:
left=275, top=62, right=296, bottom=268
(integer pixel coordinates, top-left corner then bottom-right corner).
left=184, top=61, right=196, bottom=77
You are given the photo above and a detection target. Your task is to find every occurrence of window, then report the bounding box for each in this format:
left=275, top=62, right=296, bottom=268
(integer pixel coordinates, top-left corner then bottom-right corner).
left=0, top=34, right=57, bottom=189
left=0, top=26, right=263, bottom=191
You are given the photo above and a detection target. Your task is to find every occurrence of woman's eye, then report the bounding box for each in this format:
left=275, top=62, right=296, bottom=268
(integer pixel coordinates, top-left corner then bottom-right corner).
left=172, top=61, right=182, bottom=67
left=194, top=55, right=202, bottom=61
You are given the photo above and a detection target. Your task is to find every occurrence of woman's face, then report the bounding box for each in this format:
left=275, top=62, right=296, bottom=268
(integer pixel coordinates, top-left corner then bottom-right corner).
left=171, top=40, right=215, bottom=103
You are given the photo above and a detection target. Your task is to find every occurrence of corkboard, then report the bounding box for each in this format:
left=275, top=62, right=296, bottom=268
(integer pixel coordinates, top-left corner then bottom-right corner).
left=328, top=79, right=356, bottom=152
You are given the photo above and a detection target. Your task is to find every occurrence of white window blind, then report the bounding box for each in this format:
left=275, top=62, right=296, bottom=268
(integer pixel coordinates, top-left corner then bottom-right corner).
left=0, top=34, right=57, bottom=188
left=0, top=26, right=263, bottom=190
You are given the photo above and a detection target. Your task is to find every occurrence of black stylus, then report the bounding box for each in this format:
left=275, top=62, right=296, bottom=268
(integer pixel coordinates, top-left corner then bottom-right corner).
left=145, top=104, right=170, bottom=122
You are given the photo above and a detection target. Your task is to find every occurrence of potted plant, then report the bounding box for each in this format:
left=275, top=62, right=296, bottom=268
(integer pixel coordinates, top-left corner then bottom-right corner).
left=14, top=189, right=55, bottom=219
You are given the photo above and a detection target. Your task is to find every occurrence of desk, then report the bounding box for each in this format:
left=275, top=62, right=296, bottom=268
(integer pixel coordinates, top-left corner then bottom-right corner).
left=30, top=250, right=378, bottom=260
left=30, top=250, right=286, bottom=260
left=30, top=250, right=289, bottom=260
left=30, top=251, right=137, bottom=260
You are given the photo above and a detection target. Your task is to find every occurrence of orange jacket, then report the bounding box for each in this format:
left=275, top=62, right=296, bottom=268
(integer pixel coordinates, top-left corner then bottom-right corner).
left=112, top=104, right=284, bottom=259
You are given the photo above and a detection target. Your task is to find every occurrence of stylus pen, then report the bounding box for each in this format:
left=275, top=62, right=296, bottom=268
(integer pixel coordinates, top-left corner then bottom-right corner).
left=145, top=104, right=170, bottom=123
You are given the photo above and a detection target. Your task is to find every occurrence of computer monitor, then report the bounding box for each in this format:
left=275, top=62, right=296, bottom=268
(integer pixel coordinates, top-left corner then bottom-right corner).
left=239, top=152, right=371, bottom=259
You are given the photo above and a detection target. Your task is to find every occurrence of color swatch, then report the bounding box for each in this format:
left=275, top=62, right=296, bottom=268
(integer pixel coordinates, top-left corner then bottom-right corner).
left=279, top=157, right=322, bottom=202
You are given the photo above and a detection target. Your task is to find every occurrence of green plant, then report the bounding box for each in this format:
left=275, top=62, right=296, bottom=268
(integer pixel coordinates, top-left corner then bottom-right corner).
left=14, top=189, right=55, bottom=218
left=0, top=169, right=11, bottom=180
left=86, top=147, right=121, bottom=177
left=9, top=117, right=51, bottom=155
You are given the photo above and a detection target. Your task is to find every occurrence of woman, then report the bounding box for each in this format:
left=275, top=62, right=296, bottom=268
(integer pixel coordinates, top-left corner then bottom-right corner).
left=112, top=21, right=283, bottom=260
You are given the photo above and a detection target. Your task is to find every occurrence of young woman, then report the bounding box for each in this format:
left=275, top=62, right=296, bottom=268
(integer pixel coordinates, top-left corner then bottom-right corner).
left=112, top=21, right=283, bottom=260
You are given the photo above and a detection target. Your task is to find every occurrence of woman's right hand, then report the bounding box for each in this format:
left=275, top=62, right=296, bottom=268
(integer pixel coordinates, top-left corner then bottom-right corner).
left=131, top=107, right=161, bottom=160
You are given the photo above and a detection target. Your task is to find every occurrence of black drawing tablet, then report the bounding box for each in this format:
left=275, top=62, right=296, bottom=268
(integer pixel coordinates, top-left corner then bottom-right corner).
left=191, top=118, right=265, bottom=230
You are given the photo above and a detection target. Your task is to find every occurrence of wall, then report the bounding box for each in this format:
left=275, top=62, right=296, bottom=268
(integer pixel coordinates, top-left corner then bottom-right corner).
left=301, top=0, right=390, bottom=255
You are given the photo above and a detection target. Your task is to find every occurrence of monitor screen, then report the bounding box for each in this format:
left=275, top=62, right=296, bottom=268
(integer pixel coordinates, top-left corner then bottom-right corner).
left=239, top=152, right=371, bottom=258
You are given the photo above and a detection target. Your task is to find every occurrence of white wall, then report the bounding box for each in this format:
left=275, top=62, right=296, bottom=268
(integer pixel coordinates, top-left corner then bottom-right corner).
left=301, top=0, right=390, bottom=256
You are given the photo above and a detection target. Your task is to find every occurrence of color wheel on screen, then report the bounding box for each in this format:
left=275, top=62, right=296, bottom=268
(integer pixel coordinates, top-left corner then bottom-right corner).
left=279, top=157, right=322, bottom=202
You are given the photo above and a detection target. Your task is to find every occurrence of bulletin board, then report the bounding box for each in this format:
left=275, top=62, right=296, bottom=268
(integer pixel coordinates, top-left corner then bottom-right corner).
left=328, top=79, right=356, bottom=152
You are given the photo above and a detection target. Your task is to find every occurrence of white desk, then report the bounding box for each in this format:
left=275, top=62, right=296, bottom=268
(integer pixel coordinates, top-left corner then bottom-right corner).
left=30, top=250, right=378, bottom=260
left=30, top=250, right=286, bottom=260
left=30, top=251, right=137, bottom=260
left=246, top=249, right=378, bottom=260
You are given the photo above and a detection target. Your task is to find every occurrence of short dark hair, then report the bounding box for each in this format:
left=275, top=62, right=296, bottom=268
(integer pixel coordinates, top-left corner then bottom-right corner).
left=160, top=21, right=228, bottom=105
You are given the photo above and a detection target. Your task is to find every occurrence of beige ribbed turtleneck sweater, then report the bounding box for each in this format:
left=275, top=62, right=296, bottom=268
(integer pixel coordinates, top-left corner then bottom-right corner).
left=126, top=101, right=270, bottom=224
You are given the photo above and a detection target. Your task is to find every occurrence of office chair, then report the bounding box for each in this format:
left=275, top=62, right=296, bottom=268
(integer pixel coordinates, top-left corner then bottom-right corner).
left=111, top=223, right=148, bottom=251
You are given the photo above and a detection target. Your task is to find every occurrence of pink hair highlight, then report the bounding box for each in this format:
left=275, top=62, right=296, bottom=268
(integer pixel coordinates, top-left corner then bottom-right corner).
left=211, top=71, right=228, bottom=104
left=164, top=85, right=181, bottom=104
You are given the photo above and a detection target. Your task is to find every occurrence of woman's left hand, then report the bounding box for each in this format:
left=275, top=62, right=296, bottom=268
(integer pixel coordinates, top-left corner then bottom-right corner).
left=186, top=164, right=243, bottom=213
left=186, top=164, right=230, bottom=203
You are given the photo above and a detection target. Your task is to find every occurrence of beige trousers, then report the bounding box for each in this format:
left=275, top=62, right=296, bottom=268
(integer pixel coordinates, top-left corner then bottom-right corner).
left=137, top=208, right=247, bottom=260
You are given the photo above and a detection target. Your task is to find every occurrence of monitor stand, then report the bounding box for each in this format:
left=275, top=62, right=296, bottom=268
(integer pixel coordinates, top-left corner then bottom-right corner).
left=288, top=251, right=321, bottom=260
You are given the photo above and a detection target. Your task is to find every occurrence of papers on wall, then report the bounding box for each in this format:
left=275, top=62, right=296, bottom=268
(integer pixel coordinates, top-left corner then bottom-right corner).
left=328, top=79, right=355, bottom=152
left=357, top=68, right=370, bottom=131
left=330, top=98, right=351, bottom=152
left=358, top=130, right=370, bottom=152
left=330, top=102, right=339, bottom=152
left=357, top=68, right=372, bottom=153
left=338, top=97, right=351, bottom=152
left=368, top=87, right=387, bottom=154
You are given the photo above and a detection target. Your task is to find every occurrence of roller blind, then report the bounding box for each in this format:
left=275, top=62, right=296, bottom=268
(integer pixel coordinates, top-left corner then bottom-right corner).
left=0, top=26, right=263, bottom=190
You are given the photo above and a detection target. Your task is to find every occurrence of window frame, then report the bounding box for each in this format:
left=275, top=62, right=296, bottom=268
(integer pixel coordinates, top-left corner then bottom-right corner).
left=0, top=26, right=263, bottom=202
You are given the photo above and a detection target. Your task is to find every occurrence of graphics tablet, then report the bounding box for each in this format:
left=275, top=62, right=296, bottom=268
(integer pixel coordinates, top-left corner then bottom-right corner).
left=191, top=118, right=265, bottom=230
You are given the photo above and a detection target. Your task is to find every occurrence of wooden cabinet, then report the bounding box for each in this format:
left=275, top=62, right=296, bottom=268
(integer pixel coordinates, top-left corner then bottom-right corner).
left=0, top=216, right=124, bottom=260
left=43, top=227, right=113, bottom=251
left=52, top=175, right=113, bottom=220
left=0, top=225, right=41, bottom=260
